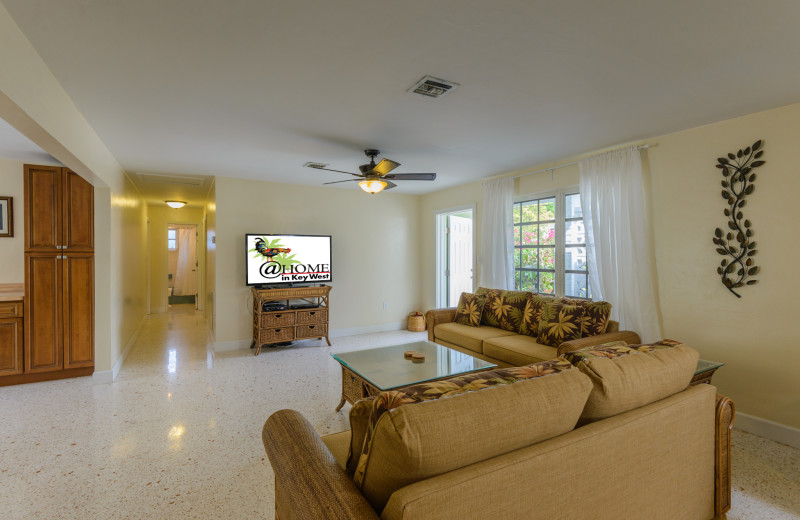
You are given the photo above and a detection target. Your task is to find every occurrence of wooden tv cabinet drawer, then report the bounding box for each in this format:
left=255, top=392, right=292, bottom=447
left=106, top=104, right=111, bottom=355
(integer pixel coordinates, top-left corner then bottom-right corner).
left=296, top=323, right=327, bottom=339
left=296, top=309, right=327, bottom=325
left=261, top=312, right=295, bottom=327
left=0, top=301, right=23, bottom=318
left=261, top=327, right=295, bottom=343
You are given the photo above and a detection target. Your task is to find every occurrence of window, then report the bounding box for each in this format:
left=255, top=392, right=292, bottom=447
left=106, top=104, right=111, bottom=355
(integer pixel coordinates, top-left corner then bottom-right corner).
left=168, top=228, right=177, bottom=251
left=513, top=190, right=590, bottom=299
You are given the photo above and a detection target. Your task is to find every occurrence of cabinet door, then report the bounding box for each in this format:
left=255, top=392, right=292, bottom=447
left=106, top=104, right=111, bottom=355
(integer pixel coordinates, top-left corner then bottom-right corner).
left=0, top=318, right=23, bottom=376
left=24, top=165, right=62, bottom=251
left=63, top=254, right=94, bottom=368
left=25, top=254, right=62, bottom=372
left=62, top=170, right=94, bottom=252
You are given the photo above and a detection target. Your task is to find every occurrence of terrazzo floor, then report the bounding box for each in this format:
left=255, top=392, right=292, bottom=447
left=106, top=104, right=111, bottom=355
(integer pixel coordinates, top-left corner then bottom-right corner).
left=1, top=305, right=798, bottom=519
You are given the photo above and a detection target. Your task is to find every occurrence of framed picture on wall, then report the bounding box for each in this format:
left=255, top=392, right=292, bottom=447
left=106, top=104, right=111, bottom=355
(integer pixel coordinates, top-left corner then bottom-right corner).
left=0, top=197, right=12, bottom=237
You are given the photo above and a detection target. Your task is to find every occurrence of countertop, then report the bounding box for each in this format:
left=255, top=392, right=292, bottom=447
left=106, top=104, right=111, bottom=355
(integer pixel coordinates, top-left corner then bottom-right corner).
left=0, top=283, right=24, bottom=302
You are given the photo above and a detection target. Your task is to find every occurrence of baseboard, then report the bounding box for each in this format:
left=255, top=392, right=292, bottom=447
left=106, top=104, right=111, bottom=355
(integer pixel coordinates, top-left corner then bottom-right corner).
left=735, top=411, right=800, bottom=449
left=329, top=321, right=406, bottom=338
left=93, top=315, right=146, bottom=385
left=214, top=321, right=407, bottom=352
left=214, top=339, right=252, bottom=352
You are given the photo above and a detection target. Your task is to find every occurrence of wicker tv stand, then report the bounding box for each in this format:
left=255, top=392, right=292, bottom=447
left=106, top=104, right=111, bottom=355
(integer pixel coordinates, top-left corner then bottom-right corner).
left=250, top=285, right=331, bottom=355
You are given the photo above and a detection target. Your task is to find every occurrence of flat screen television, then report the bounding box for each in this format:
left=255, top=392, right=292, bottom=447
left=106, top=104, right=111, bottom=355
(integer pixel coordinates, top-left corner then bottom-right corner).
left=245, top=234, right=332, bottom=286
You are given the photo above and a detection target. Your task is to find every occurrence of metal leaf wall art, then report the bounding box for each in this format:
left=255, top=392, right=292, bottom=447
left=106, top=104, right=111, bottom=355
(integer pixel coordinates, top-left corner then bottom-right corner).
left=712, top=140, right=764, bottom=298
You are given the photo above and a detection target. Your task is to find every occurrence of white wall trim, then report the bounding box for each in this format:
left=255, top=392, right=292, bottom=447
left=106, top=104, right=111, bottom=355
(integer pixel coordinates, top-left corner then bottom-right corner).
left=92, top=315, right=147, bottom=384
left=735, top=411, right=800, bottom=449
left=213, top=321, right=407, bottom=352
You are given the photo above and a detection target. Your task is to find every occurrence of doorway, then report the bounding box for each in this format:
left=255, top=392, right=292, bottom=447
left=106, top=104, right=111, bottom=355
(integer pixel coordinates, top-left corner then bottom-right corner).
left=168, top=224, right=198, bottom=309
left=435, top=206, right=475, bottom=308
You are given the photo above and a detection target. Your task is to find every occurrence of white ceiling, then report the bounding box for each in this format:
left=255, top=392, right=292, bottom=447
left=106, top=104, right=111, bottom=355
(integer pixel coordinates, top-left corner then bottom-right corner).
left=3, top=0, right=800, bottom=195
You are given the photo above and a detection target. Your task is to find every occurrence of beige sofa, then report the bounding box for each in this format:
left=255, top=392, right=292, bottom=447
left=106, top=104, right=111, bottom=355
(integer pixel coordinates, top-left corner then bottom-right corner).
left=426, top=306, right=640, bottom=367
left=263, top=342, right=734, bottom=520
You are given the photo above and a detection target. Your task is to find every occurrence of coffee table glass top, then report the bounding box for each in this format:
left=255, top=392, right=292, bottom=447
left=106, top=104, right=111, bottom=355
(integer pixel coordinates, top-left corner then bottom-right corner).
left=332, top=340, right=497, bottom=391
left=695, top=359, right=724, bottom=374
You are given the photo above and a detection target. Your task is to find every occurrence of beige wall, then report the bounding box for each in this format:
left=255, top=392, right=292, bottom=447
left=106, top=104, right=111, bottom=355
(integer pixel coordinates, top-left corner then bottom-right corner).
left=0, top=158, right=25, bottom=283
left=205, top=182, right=216, bottom=336
left=147, top=205, right=205, bottom=313
left=214, top=177, right=421, bottom=345
left=648, top=102, right=800, bottom=430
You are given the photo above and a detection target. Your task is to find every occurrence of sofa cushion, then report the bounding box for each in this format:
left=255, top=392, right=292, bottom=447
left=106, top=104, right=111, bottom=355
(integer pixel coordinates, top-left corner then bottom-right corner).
left=537, top=301, right=584, bottom=347
left=453, top=292, right=486, bottom=327
left=434, top=322, right=515, bottom=354
left=519, top=293, right=555, bottom=337
left=562, top=339, right=699, bottom=422
left=480, top=289, right=529, bottom=331
left=560, top=297, right=612, bottom=337
left=352, top=360, right=592, bottom=512
left=483, top=334, right=558, bottom=366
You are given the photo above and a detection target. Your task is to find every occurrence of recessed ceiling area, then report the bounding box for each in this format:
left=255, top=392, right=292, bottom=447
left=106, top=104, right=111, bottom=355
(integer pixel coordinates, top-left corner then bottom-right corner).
left=130, top=172, right=214, bottom=208
left=3, top=1, right=800, bottom=194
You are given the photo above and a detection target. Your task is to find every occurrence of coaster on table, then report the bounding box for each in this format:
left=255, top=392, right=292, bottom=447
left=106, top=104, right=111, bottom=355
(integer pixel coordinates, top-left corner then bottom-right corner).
left=411, top=353, right=425, bottom=361
left=404, top=351, right=417, bottom=358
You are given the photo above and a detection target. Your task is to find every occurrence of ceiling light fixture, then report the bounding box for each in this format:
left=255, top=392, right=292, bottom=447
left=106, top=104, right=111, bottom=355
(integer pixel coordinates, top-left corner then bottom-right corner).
left=165, top=200, right=187, bottom=209
left=358, top=179, right=387, bottom=195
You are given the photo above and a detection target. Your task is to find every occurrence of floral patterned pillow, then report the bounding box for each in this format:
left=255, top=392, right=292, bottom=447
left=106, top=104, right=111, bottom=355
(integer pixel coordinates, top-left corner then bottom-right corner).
left=537, top=301, right=585, bottom=347
left=559, top=297, right=612, bottom=337
left=453, top=292, right=486, bottom=327
left=519, top=293, right=555, bottom=337
left=481, top=289, right=529, bottom=331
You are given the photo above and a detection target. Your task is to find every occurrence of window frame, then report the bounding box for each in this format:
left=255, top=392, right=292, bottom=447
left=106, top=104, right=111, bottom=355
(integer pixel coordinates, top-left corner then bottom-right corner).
left=167, top=228, right=177, bottom=251
left=513, top=186, right=590, bottom=299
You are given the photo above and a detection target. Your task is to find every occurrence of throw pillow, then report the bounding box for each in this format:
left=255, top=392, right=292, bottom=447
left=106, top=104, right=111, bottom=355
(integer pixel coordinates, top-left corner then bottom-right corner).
left=518, top=293, right=554, bottom=337
left=537, top=300, right=584, bottom=347
left=559, top=297, right=612, bottom=337
left=453, top=292, right=485, bottom=327
left=560, top=339, right=699, bottom=422
left=482, top=289, right=529, bottom=331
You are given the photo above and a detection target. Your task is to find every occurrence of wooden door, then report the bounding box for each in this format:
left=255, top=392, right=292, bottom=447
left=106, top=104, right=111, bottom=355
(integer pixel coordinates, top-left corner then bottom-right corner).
left=0, top=318, right=23, bottom=376
left=25, top=254, right=62, bottom=372
left=24, top=165, right=62, bottom=251
left=62, top=170, right=94, bottom=252
left=62, top=254, right=94, bottom=368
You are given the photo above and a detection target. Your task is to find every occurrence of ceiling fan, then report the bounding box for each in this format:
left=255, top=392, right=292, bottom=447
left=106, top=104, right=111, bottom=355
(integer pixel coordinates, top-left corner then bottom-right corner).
left=309, top=149, right=436, bottom=194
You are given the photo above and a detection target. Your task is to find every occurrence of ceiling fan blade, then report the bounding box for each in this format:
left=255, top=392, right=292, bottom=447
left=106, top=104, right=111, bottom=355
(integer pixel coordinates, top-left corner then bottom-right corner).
left=323, top=179, right=360, bottom=185
left=373, top=158, right=401, bottom=176
left=383, top=173, right=437, bottom=181
left=382, top=180, right=398, bottom=190
left=313, top=167, right=363, bottom=178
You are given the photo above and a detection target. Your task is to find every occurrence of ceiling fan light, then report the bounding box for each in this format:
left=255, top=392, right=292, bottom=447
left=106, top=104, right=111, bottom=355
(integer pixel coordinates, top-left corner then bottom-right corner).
left=165, top=200, right=187, bottom=209
left=358, top=179, right=387, bottom=194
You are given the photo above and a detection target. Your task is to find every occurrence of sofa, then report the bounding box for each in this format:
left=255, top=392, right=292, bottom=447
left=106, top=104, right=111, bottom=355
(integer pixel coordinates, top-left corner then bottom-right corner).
left=426, top=288, right=641, bottom=367
left=263, top=340, right=735, bottom=520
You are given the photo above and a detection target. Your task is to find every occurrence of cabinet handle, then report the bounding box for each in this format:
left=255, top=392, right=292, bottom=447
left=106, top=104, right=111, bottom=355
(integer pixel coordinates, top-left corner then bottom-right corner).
left=308, top=325, right=315, bottom=330
left=309, top=312, right=315, bottom=316
left=275, top=329, right=281, bottom=332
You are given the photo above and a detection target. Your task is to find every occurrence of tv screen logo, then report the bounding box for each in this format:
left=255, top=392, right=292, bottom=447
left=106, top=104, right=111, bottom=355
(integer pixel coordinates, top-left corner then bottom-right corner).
left=246, top=235, right=331, bottom=285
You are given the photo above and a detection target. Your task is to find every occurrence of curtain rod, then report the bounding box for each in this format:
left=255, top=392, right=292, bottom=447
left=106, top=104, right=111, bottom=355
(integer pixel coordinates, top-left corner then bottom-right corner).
left=510, top=144, right=650, bottom=180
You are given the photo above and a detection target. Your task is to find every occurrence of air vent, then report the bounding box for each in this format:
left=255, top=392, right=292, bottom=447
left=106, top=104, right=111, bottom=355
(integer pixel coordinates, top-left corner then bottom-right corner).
left=408, top=75, right=460, bottom=98
left=304, top=162, right=329, bottom=169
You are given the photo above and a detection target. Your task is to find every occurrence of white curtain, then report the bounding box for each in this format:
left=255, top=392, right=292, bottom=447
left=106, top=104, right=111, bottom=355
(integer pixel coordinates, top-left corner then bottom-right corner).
left=579, top=147, right=661, bottom=342
left=174, top=228, right=197, bottom=296
left=479, top=177, right=515, bottom=290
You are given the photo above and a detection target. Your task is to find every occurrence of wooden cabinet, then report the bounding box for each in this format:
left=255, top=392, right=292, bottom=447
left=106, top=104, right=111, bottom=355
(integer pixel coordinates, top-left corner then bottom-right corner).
left=251, top=286, right=331, bottom=355
left=24, top=165, right=93, bottom=252
left=3, top=164, right=96, bottom=385
left=0, top=301, right=23, bottom=376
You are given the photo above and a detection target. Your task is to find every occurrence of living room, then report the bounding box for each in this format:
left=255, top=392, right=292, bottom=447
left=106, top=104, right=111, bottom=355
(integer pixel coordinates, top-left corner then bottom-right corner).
left=1, top=1, right=799, bottom=519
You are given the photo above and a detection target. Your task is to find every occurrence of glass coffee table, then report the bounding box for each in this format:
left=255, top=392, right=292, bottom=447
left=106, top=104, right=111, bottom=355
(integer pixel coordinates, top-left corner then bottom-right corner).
left=331, top=340, right=497, bottom=411
left=691, top=359, right=725, bottom=385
